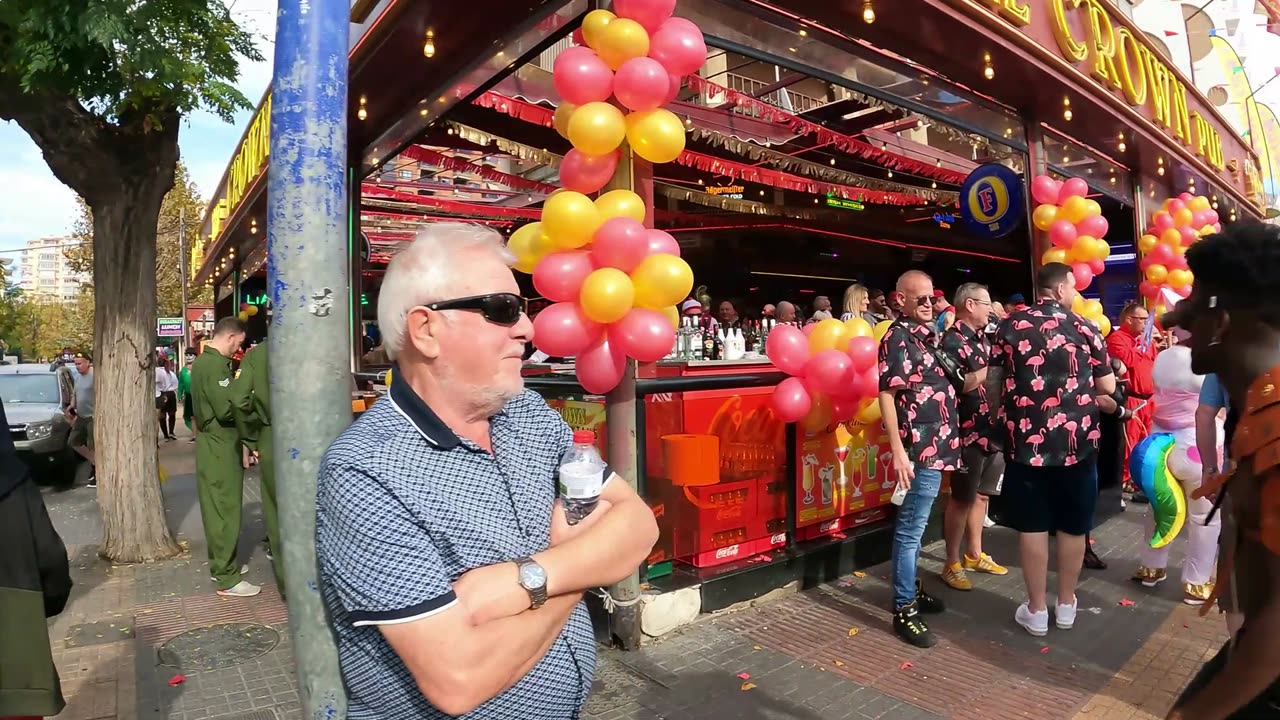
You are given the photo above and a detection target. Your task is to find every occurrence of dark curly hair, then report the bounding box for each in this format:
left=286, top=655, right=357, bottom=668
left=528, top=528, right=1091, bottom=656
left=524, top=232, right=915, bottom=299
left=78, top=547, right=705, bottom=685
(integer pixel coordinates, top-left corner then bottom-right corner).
left=1185, top=222, right=1280, bottom=326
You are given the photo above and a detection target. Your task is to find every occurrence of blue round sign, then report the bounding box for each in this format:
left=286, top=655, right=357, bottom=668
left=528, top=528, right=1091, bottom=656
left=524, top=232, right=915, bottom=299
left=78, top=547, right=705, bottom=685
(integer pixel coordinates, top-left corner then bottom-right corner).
left=959, top=163, right=1025, bottom=239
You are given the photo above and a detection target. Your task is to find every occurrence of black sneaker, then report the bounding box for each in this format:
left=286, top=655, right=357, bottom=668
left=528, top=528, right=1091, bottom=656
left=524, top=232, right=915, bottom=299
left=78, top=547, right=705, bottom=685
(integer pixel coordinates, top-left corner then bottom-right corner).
left=86, top=475, right=97, bottom=489
left=915, top=578, right=946, bottom=614
left=894, top=602, right=937, bottom=648
left=1083, top=546, right=1107, bottom=570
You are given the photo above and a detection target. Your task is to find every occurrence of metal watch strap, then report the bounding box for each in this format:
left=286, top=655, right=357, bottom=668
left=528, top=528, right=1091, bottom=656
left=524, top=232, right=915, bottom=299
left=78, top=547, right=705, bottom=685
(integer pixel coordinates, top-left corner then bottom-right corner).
left=516, top=557, right=548, bottom=609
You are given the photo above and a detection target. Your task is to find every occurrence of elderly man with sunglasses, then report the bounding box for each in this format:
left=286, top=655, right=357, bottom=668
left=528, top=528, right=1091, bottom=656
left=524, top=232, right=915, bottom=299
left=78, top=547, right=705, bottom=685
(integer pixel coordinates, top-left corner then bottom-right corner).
left=316, top=223, right=658, bottom=720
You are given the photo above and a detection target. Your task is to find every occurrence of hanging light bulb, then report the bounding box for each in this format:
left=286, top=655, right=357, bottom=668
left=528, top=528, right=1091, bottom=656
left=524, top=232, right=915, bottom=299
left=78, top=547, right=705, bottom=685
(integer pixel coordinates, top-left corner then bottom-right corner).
left=931, top=180, right=938, bottom=189
left=1109, top=176, right=1116, bottom=184
left=357, top=96, right=368, bottom=121
left=830, top=157, right=836, bottom=166
left=982, top=53, right=994, bottom=80
left=423, top=30, right=436, bottom=58
left=1157, top=166, right=1165, bottom=176
left=1212, top=201, right=1219, bottom=209
left=1117, top=132, right=1126, bottom=153
left=887, top=170, right=894, bottom=178
left=1062, top=96, right=1072, bottom=121
left=862, top=0, right=875, bottom=23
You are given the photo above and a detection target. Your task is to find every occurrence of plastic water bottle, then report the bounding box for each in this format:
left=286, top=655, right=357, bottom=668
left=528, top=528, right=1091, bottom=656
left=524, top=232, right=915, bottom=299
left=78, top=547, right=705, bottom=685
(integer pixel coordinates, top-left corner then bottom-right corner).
left=559, top=430, right=606, bottom=525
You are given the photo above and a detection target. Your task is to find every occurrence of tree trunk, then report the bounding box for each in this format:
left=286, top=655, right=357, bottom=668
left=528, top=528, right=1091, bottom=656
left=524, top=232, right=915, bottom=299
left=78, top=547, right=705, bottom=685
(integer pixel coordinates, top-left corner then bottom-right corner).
left=94, top=175, right=181, bottom=562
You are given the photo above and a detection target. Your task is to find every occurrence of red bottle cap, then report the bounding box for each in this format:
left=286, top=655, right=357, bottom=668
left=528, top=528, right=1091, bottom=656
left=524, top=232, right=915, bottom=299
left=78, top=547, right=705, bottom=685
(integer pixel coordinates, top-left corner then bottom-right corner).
left=572, top=430, right=596, bottom=444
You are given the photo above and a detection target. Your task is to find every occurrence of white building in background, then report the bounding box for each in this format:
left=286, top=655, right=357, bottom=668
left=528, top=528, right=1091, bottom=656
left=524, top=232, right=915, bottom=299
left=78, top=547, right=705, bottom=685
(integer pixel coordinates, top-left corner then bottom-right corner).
left=18, top=236, right=85, bottom=302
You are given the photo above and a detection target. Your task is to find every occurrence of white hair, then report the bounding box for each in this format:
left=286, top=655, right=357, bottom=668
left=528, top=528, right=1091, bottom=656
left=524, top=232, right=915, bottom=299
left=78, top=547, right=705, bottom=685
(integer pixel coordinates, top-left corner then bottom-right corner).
left=377, top=222, right=516, bottom=361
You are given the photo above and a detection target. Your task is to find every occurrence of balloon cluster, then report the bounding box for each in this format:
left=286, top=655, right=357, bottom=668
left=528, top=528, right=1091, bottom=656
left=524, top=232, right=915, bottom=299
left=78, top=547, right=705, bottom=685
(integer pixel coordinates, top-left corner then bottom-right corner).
left=1069, top=294, right=1111, bottom=337
left=1135, top=193, right=1220, bottom=313
left=236, top=302, right=260, bottom=322
left=764, top=318, right=892, bottom=432
left=1030, top=176, right=1112, bottom=292
left=511, top=0, right=704, bottom=395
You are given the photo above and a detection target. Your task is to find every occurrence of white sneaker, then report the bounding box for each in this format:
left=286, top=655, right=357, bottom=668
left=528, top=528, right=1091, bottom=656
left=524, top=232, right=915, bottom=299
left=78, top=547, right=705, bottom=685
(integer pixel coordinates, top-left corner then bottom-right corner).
left=983, top=513, right=995, bottom=528
left=1015, top=602, right=1049, bottom=636
left=217, top=580, right=261, bottom=597
left=240, top=564, right=250, bottom=575
left=1055, top=596, right=1077, bottom=629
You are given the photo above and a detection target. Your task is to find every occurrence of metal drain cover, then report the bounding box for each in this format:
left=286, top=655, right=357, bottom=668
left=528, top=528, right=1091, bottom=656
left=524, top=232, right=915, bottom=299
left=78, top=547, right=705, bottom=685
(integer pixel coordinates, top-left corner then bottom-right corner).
left=157, top=623, right=279, bottom=671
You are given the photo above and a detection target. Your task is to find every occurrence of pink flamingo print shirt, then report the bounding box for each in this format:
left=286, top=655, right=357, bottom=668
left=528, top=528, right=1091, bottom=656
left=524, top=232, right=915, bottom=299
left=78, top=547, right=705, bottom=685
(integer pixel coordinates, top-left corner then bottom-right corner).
left=990, top=299, right=1111, bottom=467
left=940, top=320, right=1000, bottom=451
left=878, top=319, right=961, bottom=471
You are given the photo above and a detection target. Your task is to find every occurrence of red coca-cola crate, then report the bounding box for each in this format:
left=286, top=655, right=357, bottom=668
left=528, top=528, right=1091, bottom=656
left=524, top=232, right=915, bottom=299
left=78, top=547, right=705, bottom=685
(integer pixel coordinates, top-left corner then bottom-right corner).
left=681, top=530, right=787, bottom=568
left=795, top=505, right=893, bottom=542
left=671, top=478, right=758, bottom=555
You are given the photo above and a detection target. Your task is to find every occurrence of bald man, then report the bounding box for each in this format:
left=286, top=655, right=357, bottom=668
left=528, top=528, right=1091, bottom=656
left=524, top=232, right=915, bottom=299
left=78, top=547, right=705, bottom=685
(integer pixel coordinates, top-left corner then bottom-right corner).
left=878, top=270, right=960, bottom=648
left=776, top=301, right=797, bottom=324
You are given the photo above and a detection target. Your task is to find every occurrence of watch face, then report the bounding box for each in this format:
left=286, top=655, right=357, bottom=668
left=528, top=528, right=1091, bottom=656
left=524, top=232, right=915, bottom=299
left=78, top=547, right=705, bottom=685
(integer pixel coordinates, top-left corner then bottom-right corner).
left=520, top=562, right=547, bottom=589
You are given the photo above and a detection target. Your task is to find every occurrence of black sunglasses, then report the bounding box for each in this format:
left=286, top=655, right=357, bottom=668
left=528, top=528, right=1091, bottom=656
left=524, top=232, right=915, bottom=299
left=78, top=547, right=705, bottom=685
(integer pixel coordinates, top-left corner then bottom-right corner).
left=425, top=293, right=527, bottom=326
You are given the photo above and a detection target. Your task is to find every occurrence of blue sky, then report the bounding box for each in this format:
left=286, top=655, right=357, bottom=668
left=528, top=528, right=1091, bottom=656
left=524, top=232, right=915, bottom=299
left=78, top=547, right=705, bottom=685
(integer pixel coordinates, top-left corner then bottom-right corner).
left=0, top=0, right=276, bottom=262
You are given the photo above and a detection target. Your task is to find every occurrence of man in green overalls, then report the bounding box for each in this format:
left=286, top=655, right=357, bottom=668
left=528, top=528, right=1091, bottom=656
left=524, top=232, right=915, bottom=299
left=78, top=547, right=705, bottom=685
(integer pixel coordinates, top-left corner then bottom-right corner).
left=232, top=341, right=283, bottom=595
left=191, top=317, right=258, bottom=597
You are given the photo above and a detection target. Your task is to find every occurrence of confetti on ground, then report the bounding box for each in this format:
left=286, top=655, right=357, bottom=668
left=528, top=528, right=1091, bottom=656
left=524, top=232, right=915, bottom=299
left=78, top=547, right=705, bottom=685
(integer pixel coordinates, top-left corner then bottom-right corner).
left=737, top=673, right=751, bottom=680
left=899, top=662, right=913, bottom=670
left=168, top=674, right=186, bottom=686
left=847, top=627, right=860, bottom=637
left=833, top=660, right=845, bottom=667
left=1085, top=607, right=1102, bottom=615
left=1040, top=647, right=1050, bottom=654
left=1119, top=598, right=1136, bottom=607
left=753, top=645, right=762, bottom=651
left=741, top=682, right=756, bottom=691
left=853, top=571, right=866, bottom=578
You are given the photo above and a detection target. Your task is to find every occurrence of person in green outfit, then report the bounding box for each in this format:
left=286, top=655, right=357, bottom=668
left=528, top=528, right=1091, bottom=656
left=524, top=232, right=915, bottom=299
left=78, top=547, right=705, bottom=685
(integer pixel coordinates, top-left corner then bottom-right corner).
left=232, top=341, right=283, bottom=595
left=179, top=348, right=196, bottom=440
left=191, top=317, right=258, bottom=597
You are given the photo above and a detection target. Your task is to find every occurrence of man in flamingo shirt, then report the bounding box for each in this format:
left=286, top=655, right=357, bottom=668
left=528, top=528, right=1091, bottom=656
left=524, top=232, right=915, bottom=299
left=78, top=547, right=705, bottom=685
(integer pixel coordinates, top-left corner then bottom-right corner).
left=1105, top=302, right=1156, bottom=495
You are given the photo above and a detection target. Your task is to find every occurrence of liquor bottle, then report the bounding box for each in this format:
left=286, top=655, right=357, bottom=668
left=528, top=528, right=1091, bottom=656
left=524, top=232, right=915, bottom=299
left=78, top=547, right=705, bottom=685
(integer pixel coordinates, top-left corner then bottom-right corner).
left=692, top=320, right=705, bottom=360
left=704, top=323, right=716, bottom=360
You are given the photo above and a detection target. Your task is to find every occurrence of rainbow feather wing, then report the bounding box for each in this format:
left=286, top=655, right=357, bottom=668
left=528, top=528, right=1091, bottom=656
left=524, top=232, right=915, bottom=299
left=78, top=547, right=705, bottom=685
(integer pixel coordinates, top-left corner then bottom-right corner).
left=1130, top=433, right=1187, bottom=548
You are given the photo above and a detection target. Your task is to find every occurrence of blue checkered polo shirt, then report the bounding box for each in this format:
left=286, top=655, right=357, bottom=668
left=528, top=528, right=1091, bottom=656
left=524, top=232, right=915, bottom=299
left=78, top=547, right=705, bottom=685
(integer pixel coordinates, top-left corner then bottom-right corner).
left=316, top=373, right=596, bottom=719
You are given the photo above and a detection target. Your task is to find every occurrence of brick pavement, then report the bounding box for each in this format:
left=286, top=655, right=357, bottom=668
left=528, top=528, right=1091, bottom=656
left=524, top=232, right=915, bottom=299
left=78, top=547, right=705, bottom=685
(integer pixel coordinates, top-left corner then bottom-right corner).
left=40, top=437, right=1227, bottom=719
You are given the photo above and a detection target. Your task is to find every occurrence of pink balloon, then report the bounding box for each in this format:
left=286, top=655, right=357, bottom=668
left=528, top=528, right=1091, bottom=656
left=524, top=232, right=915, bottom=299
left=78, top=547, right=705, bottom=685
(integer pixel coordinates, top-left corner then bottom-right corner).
left=1174, top=284, right=1191, bottom=298
left=648, top=17, right=707, bottom=77
left=1191, top=210, right=1209, bottom=228
left=614, top=57, right=671, bottom=112
left=850, top=367, right=879, bottom=399
left=533, top=302, right=602, bottom=357
left=1153, top=211, right=1175, bottom=232
left=1058, top=177, right=1089, bottom=204
left=1205, top=209, right=1219, bottom=225
left=533, top=250, right=596, bottom=303
left=576, top=337, right=627, bottom=394
left=1167, top=253, right=1188, bottom=271
left=1167, top=198, right=1187, bottom=213
left=553, top=47, right=614, bottom=105
left=572, top=28, right=585, bottom=46
left=592, top=217, right=650, bottom=272
left=765, top=325, right=809, bottom=376
left=801, top=323, right=815, bottom=336
left=1088, top=257, right=1105, bottom=276
left=805, top=350, right=853, bottom=396
left=1179, top=226, right=1199, bottom=246
left=645, top=229, right=681, bottom=256
left=831, top=396, right=858, bottom=423
left=560, top=149, right=619, bottom=194
left=663, top=72, right=683, bottom=104
left=1077, top=214, right=1108, bottom=238
left=847, top=336, right=877, bottom=373
left=613, top=0, right=677, bottom=33
left=1072, top=263, right=1093, bottom=291
left=1049, top=219, right=1078, bottom=249
left=1178, top=192, right=1193, bottom=202
left=1148, top=243, right=1174, bottom=265
left=1030, top=175, right=1061, bottom=206
left=612, top=308, right=676, bottom=362
left=771, top=376, right=812, bottom=422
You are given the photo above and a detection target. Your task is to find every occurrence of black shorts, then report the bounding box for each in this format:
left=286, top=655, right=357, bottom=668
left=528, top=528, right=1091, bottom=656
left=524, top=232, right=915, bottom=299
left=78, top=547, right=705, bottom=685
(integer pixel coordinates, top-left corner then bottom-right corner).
left=952, top=444, right=1004, bottom=503
left=1001, top=460, right=1096, bottom=536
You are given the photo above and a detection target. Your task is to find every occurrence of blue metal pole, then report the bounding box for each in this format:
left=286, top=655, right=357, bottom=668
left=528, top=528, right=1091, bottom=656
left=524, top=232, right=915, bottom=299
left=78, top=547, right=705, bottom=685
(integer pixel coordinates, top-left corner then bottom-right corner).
left=268, top=0, right=349, bottom=717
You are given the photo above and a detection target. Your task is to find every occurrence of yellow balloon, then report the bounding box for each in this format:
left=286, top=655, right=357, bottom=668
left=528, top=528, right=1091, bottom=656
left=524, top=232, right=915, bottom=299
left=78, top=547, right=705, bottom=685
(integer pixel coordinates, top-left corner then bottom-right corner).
left=596, top=17, right=650, bottom=70
left=238, top=311, right=249, bottom=322
left=1160, top=227, right=1182, bottom=248
left=1032, top=203, right=1058, bottom=231
left=1042, top=247, right=1068, bottom=265
left=552, top=102, right=576, bottom=140
left=508, top=222, right=544, bottom=262
left=1189, top=196, right=1211, bottom=212
left=1168, top=268, right=1193, bottom=289
left=385, top=368, right=392, bottom=386
left=567, top=101, right=626, bottom=157
left=854, top=397, right=882, bottom=426
left=581, top=9, right=615, bottom=50
left=579, top=267, right=635, bottom=323
left=1070, top=236, right=1097, bottom=263
left=246, top=304, right=259, bottom=317
left=1059, top=195, right=1090, bottom=224
left=630, top=253, right=693, bottom=309
left=1083, top=299, right=1103, bottom=318
left=1200, top=225, right=1216, bottom=237
left=625, top=108, right=686, bottom=164
left=1097, top=239, right=1111, bottom=260
left=660, top=305, right=680, bottom=328
left=595, top=189, right=646, bottom=223
left=808, top=318, right=851, bottom=354
left=872, top=319, right=892, bottom=342
left=542, top=192, right=601, bottom=249
left=800, top=393, right=833, bottom=433
left=514, top=257, right=538, bottom=274
left=1145, top=264, right=1168, bottom=284
left=1137, top=234, right=1158, bottom=255
left=843, top=316, right=873, bottom=339
left=1172, top=208, right=1193, bottom=228
left=1072, top=294, right=1086, bottom=313
left=1095, top=315, right=1112, bottom=337
left=1082, top=199, right=1101, bottom=218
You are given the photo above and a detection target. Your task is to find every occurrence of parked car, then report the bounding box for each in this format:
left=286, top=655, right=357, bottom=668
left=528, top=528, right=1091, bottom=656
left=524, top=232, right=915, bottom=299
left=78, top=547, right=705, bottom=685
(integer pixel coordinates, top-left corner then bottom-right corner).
left=0, top=363, right=86, bottom=484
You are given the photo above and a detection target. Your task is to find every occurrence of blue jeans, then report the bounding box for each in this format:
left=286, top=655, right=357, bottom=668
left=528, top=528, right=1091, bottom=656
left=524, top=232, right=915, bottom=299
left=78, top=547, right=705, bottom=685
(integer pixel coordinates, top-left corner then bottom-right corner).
left=892, top=466, right=942, bottom=609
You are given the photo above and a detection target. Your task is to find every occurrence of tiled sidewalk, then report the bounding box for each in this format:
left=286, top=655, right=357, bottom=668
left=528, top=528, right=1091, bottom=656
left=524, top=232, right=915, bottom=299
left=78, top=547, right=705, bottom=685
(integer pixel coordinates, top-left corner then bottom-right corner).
left=42, top=441, right=1225, bottom=719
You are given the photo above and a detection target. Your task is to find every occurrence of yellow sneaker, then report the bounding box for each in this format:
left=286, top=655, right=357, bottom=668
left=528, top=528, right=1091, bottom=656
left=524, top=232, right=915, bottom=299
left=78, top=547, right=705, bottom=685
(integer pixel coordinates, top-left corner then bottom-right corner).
left=963, top=553, right=1009, bottom=576
left=1183, top=581, right=1214, bottom=606
left=941, top=562, right=973, bottom=590
left=1132, top=566, right=1167, bottom=587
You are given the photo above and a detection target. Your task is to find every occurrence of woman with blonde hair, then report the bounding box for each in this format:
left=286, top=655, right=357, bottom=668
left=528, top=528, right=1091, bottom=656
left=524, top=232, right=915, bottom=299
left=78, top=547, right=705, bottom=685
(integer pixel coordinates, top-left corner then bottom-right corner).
left=840, top=284, right=877, bottom=325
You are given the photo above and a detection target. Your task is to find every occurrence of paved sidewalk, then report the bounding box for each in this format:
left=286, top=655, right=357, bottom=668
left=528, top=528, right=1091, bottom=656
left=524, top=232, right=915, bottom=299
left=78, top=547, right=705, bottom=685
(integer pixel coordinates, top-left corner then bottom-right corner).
left=42, top=439, right=1225, bottom=720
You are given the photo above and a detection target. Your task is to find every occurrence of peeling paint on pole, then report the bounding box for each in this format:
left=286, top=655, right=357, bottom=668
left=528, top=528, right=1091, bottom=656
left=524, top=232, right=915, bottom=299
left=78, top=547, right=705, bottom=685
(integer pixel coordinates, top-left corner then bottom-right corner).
left=268, top=0, right=349, bottom=717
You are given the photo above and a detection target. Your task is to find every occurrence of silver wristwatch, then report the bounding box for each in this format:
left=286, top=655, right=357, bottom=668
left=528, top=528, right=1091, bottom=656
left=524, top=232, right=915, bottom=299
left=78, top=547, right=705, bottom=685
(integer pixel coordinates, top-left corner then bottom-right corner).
left=515, top=557, right=548, bottom=609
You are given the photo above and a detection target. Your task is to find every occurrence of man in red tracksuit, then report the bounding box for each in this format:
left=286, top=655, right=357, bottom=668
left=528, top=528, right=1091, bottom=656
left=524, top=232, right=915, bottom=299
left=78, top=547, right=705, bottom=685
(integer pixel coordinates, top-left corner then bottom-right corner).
left=1105, top=302, right=1157, bottom=493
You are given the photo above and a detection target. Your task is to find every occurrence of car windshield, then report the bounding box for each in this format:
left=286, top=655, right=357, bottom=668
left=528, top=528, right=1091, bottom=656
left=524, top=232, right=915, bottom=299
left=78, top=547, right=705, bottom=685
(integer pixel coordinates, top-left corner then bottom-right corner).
left=0, top=374, right=60, bottom=404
